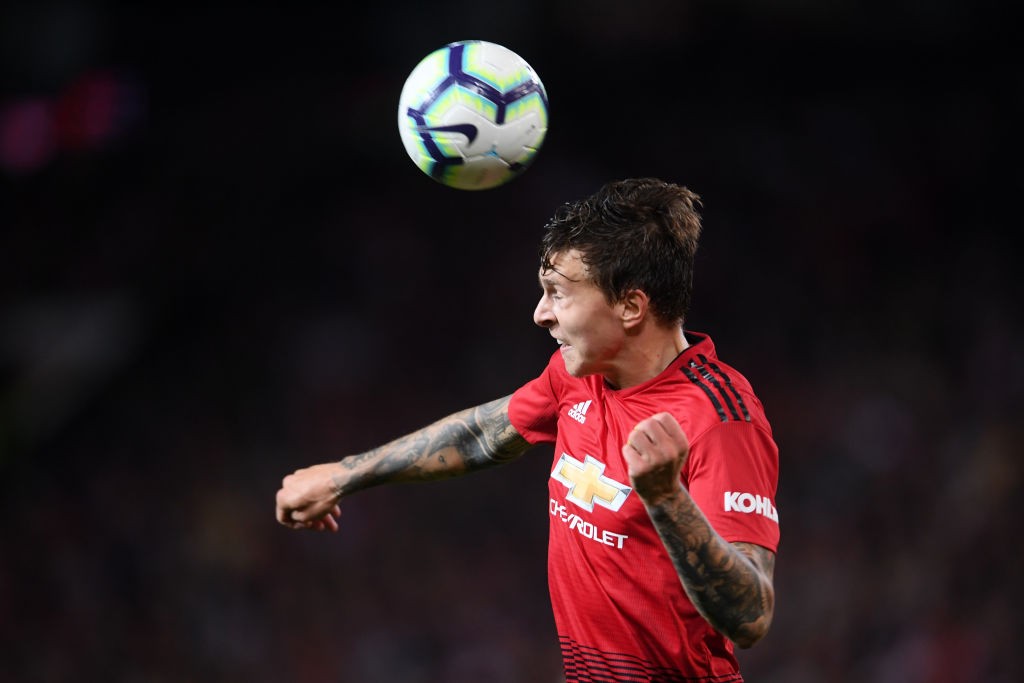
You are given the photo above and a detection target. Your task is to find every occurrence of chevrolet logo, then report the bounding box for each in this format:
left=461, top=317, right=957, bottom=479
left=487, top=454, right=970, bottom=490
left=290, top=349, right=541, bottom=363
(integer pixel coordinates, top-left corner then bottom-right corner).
left=551, top=453, right=632, bottom=512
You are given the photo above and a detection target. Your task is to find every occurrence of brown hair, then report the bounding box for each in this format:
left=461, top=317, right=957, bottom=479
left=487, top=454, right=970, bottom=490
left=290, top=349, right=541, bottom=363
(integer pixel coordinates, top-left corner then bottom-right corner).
left=540, top=178, right=703, bottom=326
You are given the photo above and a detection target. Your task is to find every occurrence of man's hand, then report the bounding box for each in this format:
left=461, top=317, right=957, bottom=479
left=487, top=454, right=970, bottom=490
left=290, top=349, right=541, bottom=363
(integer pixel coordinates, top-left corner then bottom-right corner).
left=276, top=463, right=344, bottom=531
left=621, top=412, right=690, bottom=506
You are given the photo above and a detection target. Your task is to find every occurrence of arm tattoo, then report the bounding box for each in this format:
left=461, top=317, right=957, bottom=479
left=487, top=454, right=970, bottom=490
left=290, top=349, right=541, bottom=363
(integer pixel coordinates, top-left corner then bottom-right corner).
left=330, top=395, right=532, bottom=497
left=646, top=495, right=776, bottom=648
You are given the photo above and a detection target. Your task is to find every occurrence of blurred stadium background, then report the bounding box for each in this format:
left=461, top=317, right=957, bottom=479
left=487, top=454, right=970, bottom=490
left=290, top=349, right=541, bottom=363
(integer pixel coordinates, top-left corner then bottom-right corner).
left=1, top=1, right=1020, bottom=681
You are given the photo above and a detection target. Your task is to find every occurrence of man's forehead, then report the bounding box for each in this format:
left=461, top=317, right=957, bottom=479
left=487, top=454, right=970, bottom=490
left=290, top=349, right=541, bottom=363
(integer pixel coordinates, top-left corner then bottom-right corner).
left=539, top=249, right=587, bottom=281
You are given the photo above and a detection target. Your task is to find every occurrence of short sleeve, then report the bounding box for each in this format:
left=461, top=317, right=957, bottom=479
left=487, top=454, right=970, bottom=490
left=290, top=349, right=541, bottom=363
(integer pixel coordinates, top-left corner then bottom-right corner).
left=508, top=352, right=562, bottom=445
left=686, top=422, right=780, bottom=552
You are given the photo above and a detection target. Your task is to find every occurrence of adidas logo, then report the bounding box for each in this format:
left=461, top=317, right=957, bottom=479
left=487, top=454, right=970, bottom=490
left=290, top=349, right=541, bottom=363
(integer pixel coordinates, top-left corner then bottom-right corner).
left=567, top=399, right=592, bottom=424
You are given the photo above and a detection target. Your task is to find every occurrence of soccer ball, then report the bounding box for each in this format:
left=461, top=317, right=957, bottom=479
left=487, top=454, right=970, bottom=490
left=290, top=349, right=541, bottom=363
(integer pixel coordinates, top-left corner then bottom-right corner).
left=397, top=40, right=549, bottom=190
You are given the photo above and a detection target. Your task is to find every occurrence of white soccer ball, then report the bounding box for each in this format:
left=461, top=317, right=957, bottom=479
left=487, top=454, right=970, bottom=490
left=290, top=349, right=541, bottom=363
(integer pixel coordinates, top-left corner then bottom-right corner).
left=397, top=40, right=549, bottom=190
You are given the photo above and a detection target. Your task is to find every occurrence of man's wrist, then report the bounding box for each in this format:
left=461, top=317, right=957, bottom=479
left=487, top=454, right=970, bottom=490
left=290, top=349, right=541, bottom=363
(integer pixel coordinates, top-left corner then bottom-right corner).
left=640, top=483, right=688, bottom=512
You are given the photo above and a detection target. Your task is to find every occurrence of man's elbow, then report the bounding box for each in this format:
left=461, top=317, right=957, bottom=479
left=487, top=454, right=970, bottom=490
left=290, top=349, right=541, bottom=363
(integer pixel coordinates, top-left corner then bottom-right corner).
left=728, top=612, right=773, bottom=649
left=731, top=627, right=768, bottom=650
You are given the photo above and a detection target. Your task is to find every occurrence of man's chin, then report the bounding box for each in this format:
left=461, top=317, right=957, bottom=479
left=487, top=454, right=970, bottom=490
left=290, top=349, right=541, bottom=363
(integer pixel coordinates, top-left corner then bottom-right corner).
left=562, top=354, right=591, bottom=378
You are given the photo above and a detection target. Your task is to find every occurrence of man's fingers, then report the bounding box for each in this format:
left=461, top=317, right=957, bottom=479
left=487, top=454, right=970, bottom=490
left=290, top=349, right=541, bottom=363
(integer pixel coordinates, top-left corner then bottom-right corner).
left=276, top=501, right=342, bottom=531
left=650, top=412, right=689, bottom=449
left=276, top=465, right=344, bottom=531
left=624, top=413, right=690, bottom=469
left=275, top=504, right=291, bottom=526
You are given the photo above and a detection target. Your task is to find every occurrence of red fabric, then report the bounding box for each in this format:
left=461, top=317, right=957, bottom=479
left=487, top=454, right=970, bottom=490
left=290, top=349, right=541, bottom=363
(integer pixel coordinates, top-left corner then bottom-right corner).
left=509, top=333, right=779, bottom=681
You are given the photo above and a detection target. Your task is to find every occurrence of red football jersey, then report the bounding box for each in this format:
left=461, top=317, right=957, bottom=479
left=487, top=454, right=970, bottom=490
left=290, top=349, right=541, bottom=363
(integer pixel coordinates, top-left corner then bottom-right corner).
left=509, top=333, right=780, bottom=682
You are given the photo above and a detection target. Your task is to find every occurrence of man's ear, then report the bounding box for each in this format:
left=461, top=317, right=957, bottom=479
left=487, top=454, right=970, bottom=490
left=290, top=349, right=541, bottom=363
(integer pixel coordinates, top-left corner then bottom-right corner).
left=620, top=289, right=650, bottom=330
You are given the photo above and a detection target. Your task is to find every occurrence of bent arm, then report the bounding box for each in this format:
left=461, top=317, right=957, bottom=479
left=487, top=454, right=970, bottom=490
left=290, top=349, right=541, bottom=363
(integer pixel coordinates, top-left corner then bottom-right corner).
left=624, top=413, right=776, bottom=648
left=645, top=492, right=775, bottom=648
left=276, top=395, right=531, bottom=528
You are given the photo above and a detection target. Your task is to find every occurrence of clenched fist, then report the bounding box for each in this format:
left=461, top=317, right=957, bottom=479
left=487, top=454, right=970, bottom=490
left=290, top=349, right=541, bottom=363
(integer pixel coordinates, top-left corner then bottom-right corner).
left=621, top=412, right=690, bottom=507
left=276, top=463, right=344, bottom=531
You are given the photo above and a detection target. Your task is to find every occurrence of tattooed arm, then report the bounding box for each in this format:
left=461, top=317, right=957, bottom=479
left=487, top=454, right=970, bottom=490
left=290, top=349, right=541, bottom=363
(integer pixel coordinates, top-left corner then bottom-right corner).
left=275, top=395, right=531, bottom=530
left=622, top=412, right=775, bottom=648
left=645, top=500, right=775, bottom=648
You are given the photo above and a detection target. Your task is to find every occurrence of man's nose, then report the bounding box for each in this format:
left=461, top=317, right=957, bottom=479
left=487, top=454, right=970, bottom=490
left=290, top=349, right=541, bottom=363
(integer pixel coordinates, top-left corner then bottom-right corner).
left=533, top=296, right=554, bottom=328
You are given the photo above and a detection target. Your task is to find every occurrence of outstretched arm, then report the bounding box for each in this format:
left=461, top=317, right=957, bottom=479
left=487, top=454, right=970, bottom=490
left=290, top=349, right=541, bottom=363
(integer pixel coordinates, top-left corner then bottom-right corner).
left=276, top=395, right=531, bottom=530
left=623, top=413, right=775, bottom=648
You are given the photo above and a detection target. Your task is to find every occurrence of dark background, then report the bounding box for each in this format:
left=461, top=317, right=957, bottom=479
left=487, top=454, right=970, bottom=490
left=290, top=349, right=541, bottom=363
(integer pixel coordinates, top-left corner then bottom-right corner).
left=1, top=1, right=1021, bottom=681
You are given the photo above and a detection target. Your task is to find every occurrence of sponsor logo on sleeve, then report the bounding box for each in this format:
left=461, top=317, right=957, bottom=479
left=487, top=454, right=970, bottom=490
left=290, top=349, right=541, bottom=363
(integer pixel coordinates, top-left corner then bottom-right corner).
left=724, top=491, right=779, bottom=523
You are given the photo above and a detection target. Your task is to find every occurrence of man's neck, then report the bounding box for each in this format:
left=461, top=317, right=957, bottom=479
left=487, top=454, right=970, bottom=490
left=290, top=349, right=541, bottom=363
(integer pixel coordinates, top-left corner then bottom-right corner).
left=605, top=326, right=689, bottom=390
